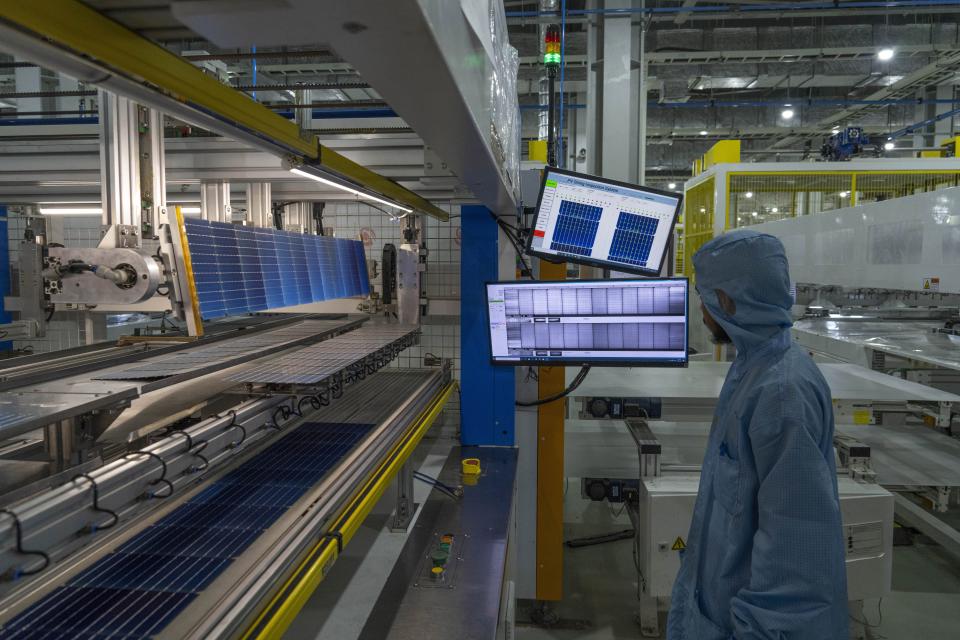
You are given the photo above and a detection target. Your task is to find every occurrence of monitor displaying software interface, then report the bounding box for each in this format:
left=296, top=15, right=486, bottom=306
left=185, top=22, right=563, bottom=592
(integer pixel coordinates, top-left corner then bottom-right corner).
left=527, top=168, right=682, bottom=276
left=486, top=278, right=688, bottom=366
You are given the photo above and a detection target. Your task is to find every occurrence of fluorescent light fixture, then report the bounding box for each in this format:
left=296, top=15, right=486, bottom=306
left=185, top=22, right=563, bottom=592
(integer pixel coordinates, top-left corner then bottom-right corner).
left=180, top=206, right=202, bottom=214
left=883, top=141, right=895, bottom=151
left=699, top=130, right=709, bottom=136
left=744, top=191, right=753, bottom=198
left=839, top=191, right=849, bottom=198
left=668, top=182, right=677, bottom=190
left=289, top=167, right=413, bottom=213
left=781, top=108, right=795, bottom=120
left=751, top=211, right=758, bottom=217
left=877, top=48, right=895, bottom=61
left=38, top=206, right=102, bottom=215
left=771, top=207, right=779, bottom=213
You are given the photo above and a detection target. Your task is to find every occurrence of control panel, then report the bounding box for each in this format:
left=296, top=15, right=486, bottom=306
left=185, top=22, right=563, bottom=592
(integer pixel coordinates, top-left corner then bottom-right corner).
left=413, top=531, right=465, bottom=588
left=577, top=396, right=662, bottom=420
left=581, top=477, right=639, bottom=503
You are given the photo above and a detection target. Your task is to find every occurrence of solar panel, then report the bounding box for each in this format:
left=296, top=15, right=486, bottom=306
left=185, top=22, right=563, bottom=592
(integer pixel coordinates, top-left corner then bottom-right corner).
left=183, top=219, right=370, bottom=320
left=95, top=319, right=359, bottom=381
left=229, top=325, right=418, bottom=386
left=0, top=421, right=374, bottom=639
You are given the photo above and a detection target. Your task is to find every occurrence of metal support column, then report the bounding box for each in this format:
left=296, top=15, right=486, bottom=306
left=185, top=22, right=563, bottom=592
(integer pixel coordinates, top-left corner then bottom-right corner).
left=389, top=462, right=418, bottom=532
left=459, top=205, right=515, bottom=446
left=246, top=182, right=271, bottom=227
left=201, top=181, right=231, bottom=222
left=600, top=0, right=638, bottom=181
left=637, top=0, right=648, bottom=185
left=13, top=60, right=41, bottom=118
left=99, top=90, right=142, bottom=231
left=139, top=106, right=166, bottom=233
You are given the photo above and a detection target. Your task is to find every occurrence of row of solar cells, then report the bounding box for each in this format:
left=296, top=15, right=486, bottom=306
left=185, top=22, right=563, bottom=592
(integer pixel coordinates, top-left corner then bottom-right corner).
left=183, top=219, right=370, bottom=319
left=0, top=422, right=374, bottom=639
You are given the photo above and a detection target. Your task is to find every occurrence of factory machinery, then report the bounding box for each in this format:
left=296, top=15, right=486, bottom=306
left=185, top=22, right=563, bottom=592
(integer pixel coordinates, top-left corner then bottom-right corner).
left=0, top=193, right=482, bottom=638
left=567, top=363, right=960, bottom=638
left=0, top=311, right=457, bottom=638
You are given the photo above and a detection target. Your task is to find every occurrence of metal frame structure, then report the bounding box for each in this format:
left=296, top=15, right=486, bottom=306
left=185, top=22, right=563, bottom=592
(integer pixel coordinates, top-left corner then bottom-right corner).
left=0, top=0, right=448, bottom=220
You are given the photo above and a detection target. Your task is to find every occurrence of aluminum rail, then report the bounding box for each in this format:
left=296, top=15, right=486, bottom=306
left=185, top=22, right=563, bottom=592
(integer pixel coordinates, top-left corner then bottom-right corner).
left=200, top=372, right=452, bottom=640
left=0, top=325, right=416, bottom=588
left=0, top=0, right=448, bottom=220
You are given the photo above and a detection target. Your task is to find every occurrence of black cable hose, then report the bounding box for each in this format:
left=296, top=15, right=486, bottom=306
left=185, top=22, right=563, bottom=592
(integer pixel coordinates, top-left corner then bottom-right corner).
left=0, top=509, right=50, bottom=576
left=566, top=528, right=635, bottom=549
left=73, top=473, right=120, bottom=532
left=516, top=365, right=591, bottom=407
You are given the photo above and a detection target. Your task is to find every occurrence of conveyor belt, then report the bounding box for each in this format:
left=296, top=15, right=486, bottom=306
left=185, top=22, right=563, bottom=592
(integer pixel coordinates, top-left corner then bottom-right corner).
left=95, top=319, right=360, bottom=381
left=0, top=421, right=374, bottom=639
left=229, top=325, right=419, bottom=385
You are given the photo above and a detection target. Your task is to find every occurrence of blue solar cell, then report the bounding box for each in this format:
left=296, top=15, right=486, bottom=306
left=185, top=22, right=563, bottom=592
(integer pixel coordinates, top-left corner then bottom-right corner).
left=0, top=422, right=374, bottom=639
left=181, top=220, right=368, bottom=320
left=608, top=212, right=660, bottom=267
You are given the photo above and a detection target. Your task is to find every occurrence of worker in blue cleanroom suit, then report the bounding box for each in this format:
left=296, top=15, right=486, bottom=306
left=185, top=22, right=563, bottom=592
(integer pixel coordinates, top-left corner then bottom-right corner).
left=667, top=230, right=848, bottom=640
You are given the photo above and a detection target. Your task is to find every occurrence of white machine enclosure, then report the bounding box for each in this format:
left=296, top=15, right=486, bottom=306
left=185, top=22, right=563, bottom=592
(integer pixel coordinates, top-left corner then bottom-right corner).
left=637, top=474, right=894, bottom=601
left=746, top=187, right=960, bottom=294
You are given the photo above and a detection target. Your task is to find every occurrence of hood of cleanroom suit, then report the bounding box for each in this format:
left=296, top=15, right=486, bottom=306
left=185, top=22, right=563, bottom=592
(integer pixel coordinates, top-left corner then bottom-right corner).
left=667, top=230, right=849, bottom=640
left=692, top=229, right=794, bottom=352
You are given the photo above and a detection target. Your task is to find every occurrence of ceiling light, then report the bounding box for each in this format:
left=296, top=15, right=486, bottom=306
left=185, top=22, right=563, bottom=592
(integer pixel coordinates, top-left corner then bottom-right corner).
left=877, top=48, right=895, bottom=61
left=781, top=108, right=795, bottom=120
left=751, top=211, right=758, bottom=217
left=668, top=182, right=677, bottom=190
left=699, top=130, right=708, bottom=136
left=289, top=167, right=413, bottom=212
left=883, top=141, right=895, bottom=151
left=771, top=207, right=779, bottom=213
left=744, top=191, right=753, bottom=198
left=839, top=191, right=849, bottom=198
left=180, top=206, right=202, bottom=214
left=38, top=207, right=102, bottom=215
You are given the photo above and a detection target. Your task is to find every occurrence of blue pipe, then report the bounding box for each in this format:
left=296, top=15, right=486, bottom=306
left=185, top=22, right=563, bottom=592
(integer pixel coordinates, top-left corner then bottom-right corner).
left=273, top=107, right=398, bottom=119
left=887, top=106, right=960, bottom=140
left=558, top=0, right=566, bottom=168
left=251, top=45, right=257, bottom=101
left=506, top=0, right=960, bottom=18
left=0, top=116, right=98, bottom=125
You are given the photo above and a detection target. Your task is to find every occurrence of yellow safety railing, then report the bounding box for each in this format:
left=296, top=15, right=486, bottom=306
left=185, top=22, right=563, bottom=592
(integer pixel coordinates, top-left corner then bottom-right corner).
left=678, top=177, right=715, bottom=279
left=728, top=170, right=960, bottom=227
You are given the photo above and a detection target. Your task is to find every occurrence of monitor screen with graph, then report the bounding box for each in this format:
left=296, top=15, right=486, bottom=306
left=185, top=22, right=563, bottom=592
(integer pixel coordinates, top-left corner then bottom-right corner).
left=486, top=278, right=688, bottom=366
left=526, top=167, right=683, bottom=276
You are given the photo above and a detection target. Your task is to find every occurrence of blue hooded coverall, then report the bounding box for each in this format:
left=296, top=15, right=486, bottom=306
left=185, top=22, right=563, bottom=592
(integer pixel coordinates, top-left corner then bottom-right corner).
left=667, top=230, right=849, bottom=640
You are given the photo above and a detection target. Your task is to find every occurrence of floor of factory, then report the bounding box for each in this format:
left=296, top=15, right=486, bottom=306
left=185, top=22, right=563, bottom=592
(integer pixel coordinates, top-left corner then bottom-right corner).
left=515, top=498, right=960, bottom=640
left=284, top=423, right=960, bottom=640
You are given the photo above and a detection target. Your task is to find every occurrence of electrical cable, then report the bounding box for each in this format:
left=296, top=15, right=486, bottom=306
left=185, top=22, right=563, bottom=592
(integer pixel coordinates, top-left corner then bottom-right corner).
left=412, top=473, right=461, bottom=500
left=565, top=528, right=634, bottom=548
left=73, top=473, right=119, bottom=532
left=0, top=509, right=50, bottom=576
left=489, top=212, right=535, bottom=279
left=126, top=451, right=174, bottom=499
left=413, top=470, right=461, bottom=496
left=516, top=365, right=591, bottom=406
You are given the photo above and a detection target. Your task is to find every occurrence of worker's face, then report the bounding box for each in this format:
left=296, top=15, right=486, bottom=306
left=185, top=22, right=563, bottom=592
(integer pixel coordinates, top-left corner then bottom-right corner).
left=701, top=300, right=732, bottom=344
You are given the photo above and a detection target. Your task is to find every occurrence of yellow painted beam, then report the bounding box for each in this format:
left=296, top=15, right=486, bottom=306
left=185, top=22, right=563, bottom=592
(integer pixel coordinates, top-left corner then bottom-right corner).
left=0, top=0, right=449, bottom=221
left=536, top=260, right=566, bottom=601
left=243, top=382, right=456, bottom=640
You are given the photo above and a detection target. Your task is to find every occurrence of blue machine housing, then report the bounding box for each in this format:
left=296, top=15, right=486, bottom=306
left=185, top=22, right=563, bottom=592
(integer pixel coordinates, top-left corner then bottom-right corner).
left=821, top=126, right=871, bottom=161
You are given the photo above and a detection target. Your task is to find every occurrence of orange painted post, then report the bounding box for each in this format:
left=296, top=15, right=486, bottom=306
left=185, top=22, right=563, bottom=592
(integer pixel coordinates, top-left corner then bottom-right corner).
left=536, top=260, right=566, bottom=600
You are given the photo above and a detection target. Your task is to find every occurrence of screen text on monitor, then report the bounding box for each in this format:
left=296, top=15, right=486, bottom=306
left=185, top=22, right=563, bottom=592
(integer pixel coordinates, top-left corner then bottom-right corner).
left=486, top=278, right=689, bottom=366
left=527, top=168, right=682, bottom=276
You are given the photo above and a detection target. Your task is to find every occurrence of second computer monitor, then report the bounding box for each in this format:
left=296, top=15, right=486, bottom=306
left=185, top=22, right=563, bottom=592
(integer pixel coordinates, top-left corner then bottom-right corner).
left=527, top=167, right=682, bottom=276
left=486, top=278, right=688, bottom=367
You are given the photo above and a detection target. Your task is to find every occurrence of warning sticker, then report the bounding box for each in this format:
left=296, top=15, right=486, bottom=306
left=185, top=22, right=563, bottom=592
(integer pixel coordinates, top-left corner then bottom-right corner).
left=922, top=277, right=941, bottom=291
left=852, top=410, right=872, bottom=425
left=671, top=536, right=686, bottom=551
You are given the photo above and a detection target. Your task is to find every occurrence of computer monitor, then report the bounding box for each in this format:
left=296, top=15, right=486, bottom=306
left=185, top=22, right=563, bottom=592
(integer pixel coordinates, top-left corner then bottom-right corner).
left=526, top=167, right=683, bottom=276
left=486, top=278, right=688, bottom=366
